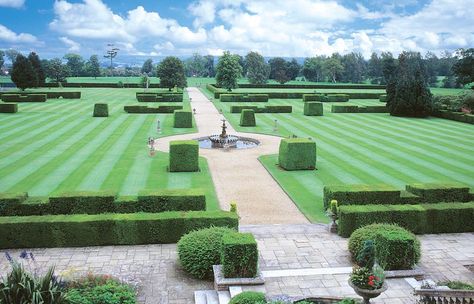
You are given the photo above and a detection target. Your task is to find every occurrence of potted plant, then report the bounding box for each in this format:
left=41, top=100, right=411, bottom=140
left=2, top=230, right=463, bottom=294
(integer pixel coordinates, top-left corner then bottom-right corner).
left=327, top=199, right=339, bottom=233
left=348, top=265, right=387, bottom=304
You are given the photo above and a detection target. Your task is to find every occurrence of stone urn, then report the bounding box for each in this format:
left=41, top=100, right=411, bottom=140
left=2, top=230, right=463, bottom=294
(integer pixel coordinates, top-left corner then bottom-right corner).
left=348, top=279, right=387, bottom=304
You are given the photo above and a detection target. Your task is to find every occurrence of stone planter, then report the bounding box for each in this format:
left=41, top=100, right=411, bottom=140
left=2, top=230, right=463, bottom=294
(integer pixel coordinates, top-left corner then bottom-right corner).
left=348, top=279, right=387, bottom=304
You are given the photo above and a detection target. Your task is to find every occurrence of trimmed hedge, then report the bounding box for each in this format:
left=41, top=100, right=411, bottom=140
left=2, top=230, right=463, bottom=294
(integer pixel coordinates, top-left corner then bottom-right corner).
left=230, top=106, right=259, bottom=113
left=228, top=292, right=266, bottom=304
left=210, top=83, right=386, bottom=90
left=1, top=94, right=47, bottom=102
left=348, top=224, right=421, bottom=270
left=323, top=184, right=401, bottom=209
left=136, top=189, right=205, bottom=212
left=431, top=110, right=474, bottom=124
left=169, top=140, right=199, bottom=172
left=49, top=191, right=116, bottom=215
left=124, top=105, right=183, bottom=113
left=303, top=94, right=322, bottom=102
left=240, top=109, right=256, bottom=127
left=279, top=138, right=316, bottom=170
left=0, top=103, right=18, bottom=113
left=304, top=102, right=323, bottom=116
left=162, top=94, right=183, bottom=102
left=220, top=94, right=269, bottom=102
left=222, top=233, right=258, bottom=278
left=379, top=94, right=387, bottom=102
left=0, top=92, right=81, bottom=99
left=93, top=103, right=108, bottom=117
left=0, top=211, right=239, bottom=248
left=136, top=94, right=157, bottom=102
left=327, top=94, right=349, bottom=102
left=0, top=192, right=28, bottom=214
left=338, top=202, right=474, bottom=237
left=136, top=92, right=183, bottom=102
left=174, top=110, right=193, bottom=128
left=230, top=105, right=291, bottom=113
left=358, top=105, right=389, bottom=113
left=331, top=105, right=359, bottom=113
left=406, top=183, right=471, bottom=203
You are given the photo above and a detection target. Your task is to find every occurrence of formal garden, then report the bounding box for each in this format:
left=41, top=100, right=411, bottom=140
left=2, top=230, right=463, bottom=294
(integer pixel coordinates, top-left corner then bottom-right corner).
left=0, top=45, right=473, bottom=304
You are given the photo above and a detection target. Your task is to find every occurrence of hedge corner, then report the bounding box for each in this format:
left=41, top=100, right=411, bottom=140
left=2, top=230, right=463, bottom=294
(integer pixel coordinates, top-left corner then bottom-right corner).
left=221, top=232, right=258, bottom=278
left=278, top=138, right=316, bottom=170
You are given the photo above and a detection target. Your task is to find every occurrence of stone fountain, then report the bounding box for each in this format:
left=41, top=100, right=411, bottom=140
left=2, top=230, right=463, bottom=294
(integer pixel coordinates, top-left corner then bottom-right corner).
left=197, top=119, right=259, bottom=150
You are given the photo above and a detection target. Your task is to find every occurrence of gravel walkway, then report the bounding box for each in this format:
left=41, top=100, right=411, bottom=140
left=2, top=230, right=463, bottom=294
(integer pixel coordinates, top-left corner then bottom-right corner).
left=154, top=87, right=308, bottom=224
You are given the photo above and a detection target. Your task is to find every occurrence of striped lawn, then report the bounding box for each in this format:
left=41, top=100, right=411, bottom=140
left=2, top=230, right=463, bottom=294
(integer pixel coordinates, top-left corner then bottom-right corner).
left=205, top=90, right=474, bottom=223
left=0, top=88, right=219, bottom=210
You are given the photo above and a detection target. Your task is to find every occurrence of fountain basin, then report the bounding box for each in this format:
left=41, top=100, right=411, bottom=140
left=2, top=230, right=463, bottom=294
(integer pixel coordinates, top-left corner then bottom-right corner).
left=197, top=136, right=260, bottom=149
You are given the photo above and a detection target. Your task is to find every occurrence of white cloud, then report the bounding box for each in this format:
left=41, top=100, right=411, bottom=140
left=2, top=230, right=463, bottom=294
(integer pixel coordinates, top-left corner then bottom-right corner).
left=0, top=0, right=24, bottom=8
left=59, top=36, right=80, bottom=52
left=0, top=23, right=37, bottom=43
left=188, top=0, right=216, bottom=28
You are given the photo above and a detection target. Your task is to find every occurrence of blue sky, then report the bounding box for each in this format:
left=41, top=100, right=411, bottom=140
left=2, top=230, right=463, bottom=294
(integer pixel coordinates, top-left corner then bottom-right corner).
left=0, top=0, right=473, bottom=63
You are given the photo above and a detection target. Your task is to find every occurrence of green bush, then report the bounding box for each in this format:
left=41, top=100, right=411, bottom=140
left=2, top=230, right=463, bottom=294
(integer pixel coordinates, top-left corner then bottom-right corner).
left=0, top=211, right=239, bottom=248
left=278, top=138, right=316, bottom=171
left=331, top=105, right=359, bottom=113
left=136, top=189, right=205, bottom=212
left=0, top=263, right=67, bottom=304
left=222, top=233, right=258, bottom=278
left=323, top=184, right=401, bottom=209
left=228, top=291, right=266, bottom=304
left=169, top=140, right=199, bottom=172
left=264, top=105, right=292, bottom=113
left=0, top=103, right=18, bottom=113
left=438, top=281, right=474, bottom=290
left=93, top=103, right=109, bottom=117
left=177, top=227, right=237, bottom=280
left=240, top=109, right=256, bottom=127
left=348, top=224, right=421, bottom=270
left=124, top=105, right=183, bottom=114
left=173, top=110, right=193, bottom=128
left=303, top=102, right=323, bottom=116
left=66, top=276, right=136, bottom=304
left=338, top=202, right=474, bottom=237
left=49, top=191, right=116, bottom=215
left=405, top=182, right=470, bottom=203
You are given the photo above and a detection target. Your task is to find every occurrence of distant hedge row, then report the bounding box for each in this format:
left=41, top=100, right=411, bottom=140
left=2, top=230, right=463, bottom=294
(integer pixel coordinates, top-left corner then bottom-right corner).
left=331, top=105, right=389, bottom=113
left=136, top=92, right=183, bottom=102
left=1, top=94, right=47, bottom=102
left=124, top=105, right=183, bottom=113
left=230, top=105, right=292, bottom=113
left=431, top=110, right=474, bottom=125
left=338, top=202, right=474, bottom=237
left=303, top=94, right=349, bottom=102
left=221, top=94, right=269, bottom=102
left=0, top=92, right=80, bottom=99
left=212, top=83, right=386, bottom=90
left=0, top=103, right=18, bottom=113
left=324, top=183, right=472, bottom=209
left=0, top=189, right=206, bottom=216
left=0, top=211, right=239, bottom=248
left=43, top=82, right=163, bottom=88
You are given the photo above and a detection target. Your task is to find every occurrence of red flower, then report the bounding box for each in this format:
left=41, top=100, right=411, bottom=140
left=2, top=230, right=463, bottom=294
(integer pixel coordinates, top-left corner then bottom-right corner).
left=369, top=275, right=375, bottom=280
left=368, top=281, right=375, bottom=286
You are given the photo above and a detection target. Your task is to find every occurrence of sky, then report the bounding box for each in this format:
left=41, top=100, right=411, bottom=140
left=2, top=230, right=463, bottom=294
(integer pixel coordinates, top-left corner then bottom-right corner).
left=0, top=0, right=473, bottom=63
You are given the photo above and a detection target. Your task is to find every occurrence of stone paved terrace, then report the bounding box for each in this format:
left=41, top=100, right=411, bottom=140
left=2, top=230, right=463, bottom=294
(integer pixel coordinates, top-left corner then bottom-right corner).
left=0, top=224, right=473, bottom=304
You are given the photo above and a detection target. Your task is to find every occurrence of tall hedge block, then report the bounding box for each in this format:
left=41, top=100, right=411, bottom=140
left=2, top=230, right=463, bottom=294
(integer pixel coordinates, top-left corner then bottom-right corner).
left=174, top=110, right=193, bottom=128
left=278, top=138, right=316, bottom=170
left=169, top=140, right=199, bottom=172
left=375, top=231, right=419, bottom=270
left=323, top=184, right=401, bottom=209
left=405, top=183, right=470, bottom=203
left=304, top=102, right=323, bottom=116
left=240, top=109, right=256, bottom=127
left=222, top=233, right=258, bottom=278
left=0, top=103, right=18, bottom=113
left=93, top=103, right=109, bottom=117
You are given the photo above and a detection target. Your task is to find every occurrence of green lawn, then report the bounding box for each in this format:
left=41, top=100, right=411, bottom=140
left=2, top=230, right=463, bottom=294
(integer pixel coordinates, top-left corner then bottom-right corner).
left=204, top=88, right=474, bottom=223
left=0, top=88, right=219, bottom=210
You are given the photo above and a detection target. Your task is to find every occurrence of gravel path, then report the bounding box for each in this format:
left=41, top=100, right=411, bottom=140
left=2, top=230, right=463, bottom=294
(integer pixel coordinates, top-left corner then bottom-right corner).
left=154, top=87, right=308, bottom=224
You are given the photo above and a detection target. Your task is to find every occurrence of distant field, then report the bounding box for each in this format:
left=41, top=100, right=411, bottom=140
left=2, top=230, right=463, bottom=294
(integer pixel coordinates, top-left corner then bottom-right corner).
left=0, top=88, right=219, bottom=210
left=203, top=87, right=474, bottom=222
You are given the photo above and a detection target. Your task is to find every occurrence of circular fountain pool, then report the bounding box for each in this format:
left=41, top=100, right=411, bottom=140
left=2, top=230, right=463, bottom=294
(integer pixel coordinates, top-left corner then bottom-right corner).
left=197, top=119, right=260, bottom=150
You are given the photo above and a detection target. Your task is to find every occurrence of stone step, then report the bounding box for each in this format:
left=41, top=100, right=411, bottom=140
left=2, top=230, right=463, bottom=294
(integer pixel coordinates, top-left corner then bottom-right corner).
left=205, top=290, right=219, bottom=304
left=229, top=286, right=242, bottom=298
left=217, top=291, right=231, bottom=304
left=194, top=290, right=232, bottom=304
left=194, top=290, right=207, bottom=304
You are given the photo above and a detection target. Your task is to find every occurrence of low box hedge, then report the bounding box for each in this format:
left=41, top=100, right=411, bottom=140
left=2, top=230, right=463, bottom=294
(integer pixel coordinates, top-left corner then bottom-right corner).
left=323, top=184, right=401, bottom=209
left=304, top=102, right=323, bottom=116
left=93, top=103, right=109, bottom=117
left=162, top=94, right=183, bottom=102
left=221, top=233, right=258, bottom=278
left=124, top=105, right=183, bottom=113
left=358, top=105, right=389, bottom=113
left=278, top=138, right=316, bottom=171
left=220, top=94, right=269, bottom=102
left=0, top=103, right=18, bottom=113
left=0, top=211, right=239, bottom=248
left=1, top=94, right=47, bottom=102
left=327, top=94, right=349, bottom=102
left=174, top=110, right=193, bottom=128
left=221, top=94, right=245, bottom=102
left=375, top=231, right=418, bottom=270
left=48, top=191, right=116, bottom=215
left=136, top=94, right=157, bottom=102
left=136, top=189, right=205, bottom=212
left=230, top=106, right=259, bottom=113
left=248, top=94, right=269, bottom=102
left=338, top=202, right=474, bottom=237
left=406, top=182, right=471, bottom=203
left=303, top=94, right=322, bottom=102
left=240, top=109, right=256, bottom=127
left=331, top=105, right=359, bottom=113
left=379, top=94, right=387, bottom=102
left=0, top=192, right=28, bottom=214
left=169, top=140, right=199, bottom=172
left=431, top=110, right=474, bottom=125
left=264, top=105, right=292, bottom=113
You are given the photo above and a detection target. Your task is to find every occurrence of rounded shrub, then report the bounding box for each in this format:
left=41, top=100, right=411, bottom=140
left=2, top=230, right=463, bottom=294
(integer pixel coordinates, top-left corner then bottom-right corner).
left=177, top=227, right=236, bottom=280
left=228, top=291, right=266, bottom=304
left=348, top=223, right=421, bottom=270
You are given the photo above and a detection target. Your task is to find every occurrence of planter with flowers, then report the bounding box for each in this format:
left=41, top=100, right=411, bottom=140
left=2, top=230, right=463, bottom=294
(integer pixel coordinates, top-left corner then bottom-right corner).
left=349, top=264, right=387, bottom=304
left=327, top=199, right=339, bottom=233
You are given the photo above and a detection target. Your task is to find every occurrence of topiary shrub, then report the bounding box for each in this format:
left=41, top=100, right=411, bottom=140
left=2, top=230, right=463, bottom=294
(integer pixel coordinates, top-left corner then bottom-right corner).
left=228, top=291, right=266, bottom=304
left=221, top=233, right=258, bottom=278
left=93, top=103, right=109, bottom=117
left=278, top=138, right=316, bottom=170
left=177, top=227, right=237, bottom=280
left=0, top=103, right=18, bottom=113
left=304, top=102, right=323, bottom=116
left=348, top=224, right=421, bottom=270
left=331, top=105, right=358, bottom=113
left=169, top=140, right=199, bottom=172
left=240, top=109, right=256, bottom=127
left=173, top=110, right=192, bottom=128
